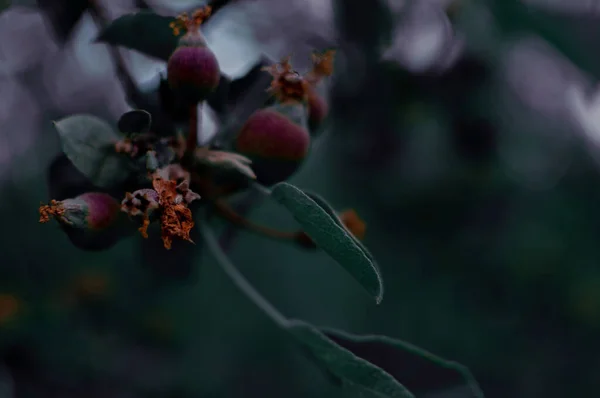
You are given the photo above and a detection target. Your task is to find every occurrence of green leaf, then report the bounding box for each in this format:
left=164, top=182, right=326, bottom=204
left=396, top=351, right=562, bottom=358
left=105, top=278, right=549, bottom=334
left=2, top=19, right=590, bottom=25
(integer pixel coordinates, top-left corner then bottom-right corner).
left=96, top=11, right=178, bottom=61
left=53, top=114, right=134, bottom=188
left=287, top=320, right=414, bottom=398
left=271, top=182, right=384, bottom=304
left=322, top=329, right=485, bottom=398
left=118, top=109, right=152, bottom=134
left=305, top=191, right=379, bottom=269
left=199, top=223, right=412, bottom=398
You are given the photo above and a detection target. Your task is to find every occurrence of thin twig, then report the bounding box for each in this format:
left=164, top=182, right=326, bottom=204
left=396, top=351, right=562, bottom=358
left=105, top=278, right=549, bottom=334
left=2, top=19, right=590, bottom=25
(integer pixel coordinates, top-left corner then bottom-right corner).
left=218, top=190, right=261, bottom=251
left=213, top=198, right=299, bottom=243
left=89, top=0, right=144, bottom=108
left=200, top=222, right=289, bottom=326
left=186, top=104, right=200, bottom=154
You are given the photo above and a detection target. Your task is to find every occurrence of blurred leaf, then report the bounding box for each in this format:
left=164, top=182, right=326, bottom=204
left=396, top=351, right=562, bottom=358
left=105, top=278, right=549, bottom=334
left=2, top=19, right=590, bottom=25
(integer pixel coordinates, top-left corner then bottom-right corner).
left=53, top=114, right=135, bottom=188
left=491, top=0, right=600, bottom=80
left=96, top=11, right=178, bottom=61
left=271, top=183, right=384, bottom=304
left=36, top=0, right=88, bottom=42
left=47, top=155, right=97, bottom=201
left=214, top=55, right=275, bottom=145
left=200, top=224, right=413, bottom=398
left=0, top=0, right=9, bottom=13
left=322, top=329, right=485, bottom=398
left=226, top=56, right=274, bottom=108
left=118, top=109, right=152, bottom=135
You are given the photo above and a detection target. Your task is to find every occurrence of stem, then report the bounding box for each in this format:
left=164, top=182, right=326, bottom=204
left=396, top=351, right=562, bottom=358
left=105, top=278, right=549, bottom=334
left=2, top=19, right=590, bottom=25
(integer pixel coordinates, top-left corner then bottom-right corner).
left=199, top=222, right=288, bottom=326
left=213, top=199, right=299, bottom=242
left=89, top=1, right=142, bottom=106
left=219, top=190, right=262, bottom=251
left=186, top=104, right=200, bottom=156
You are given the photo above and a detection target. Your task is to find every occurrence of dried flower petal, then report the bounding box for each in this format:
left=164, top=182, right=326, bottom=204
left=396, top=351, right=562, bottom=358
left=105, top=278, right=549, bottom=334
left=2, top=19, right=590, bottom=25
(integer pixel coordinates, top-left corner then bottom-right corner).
left=169, top=6, right=212, bottom=36
left=152, top=175, right=197, bottom=249
left=262, top=57, right=309, bottom=103
left=39, top=199, right=64, bottom=223
left=338, top=209, right=366, bottom=240
left=40, top=194, right=119, bottom=230
left=309, top=50, right=336, bottom=82
left=121, top=189, right=160, bottom=238
left=0, top=294, right=19, bottom=325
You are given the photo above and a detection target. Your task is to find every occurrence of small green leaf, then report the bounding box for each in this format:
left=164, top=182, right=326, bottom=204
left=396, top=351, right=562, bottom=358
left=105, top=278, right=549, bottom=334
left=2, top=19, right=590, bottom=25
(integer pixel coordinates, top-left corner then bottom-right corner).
left=322, top=329, right=485, bottom=398
left=271, top=182, right=384, bottom=303
left=53, top=114, right=134, bottom=188
left=96, top=11, right=178, bottom=61
left=199, top=223, right=412, bottom=398
left=118, top=109, right=152, bottom=134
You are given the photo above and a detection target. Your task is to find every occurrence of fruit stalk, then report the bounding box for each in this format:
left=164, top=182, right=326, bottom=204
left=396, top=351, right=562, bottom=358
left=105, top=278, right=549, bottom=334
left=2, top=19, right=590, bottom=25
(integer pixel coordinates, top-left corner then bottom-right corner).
left=186, top=104, right=199, bottom=155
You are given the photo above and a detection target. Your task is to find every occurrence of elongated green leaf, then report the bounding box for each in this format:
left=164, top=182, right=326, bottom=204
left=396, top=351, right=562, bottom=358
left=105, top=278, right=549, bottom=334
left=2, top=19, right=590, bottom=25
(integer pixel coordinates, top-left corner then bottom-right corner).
left=271, top=182, right=383, bottom=303
left=199, top=223, right=412, bottom=398
left=287, top=320, right=414, bottom=398
left=305, top=191, right=379, bottom=269
left=96, top=11, right=178, bottom=61
left=322, top=329, right=486, bottom=398
left=53, top=114, right=134, bottom=188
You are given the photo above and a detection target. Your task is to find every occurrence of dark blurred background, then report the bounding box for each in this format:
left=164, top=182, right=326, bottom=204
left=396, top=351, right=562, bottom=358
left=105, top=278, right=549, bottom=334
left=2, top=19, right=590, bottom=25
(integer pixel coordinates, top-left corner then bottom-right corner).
left=2, top=0, right=600, bottom=396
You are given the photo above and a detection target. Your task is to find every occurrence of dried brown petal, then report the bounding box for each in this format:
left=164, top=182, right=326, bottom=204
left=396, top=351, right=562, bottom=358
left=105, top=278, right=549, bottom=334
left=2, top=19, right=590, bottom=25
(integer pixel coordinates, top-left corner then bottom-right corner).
left=152, top=176, right=197, bottom=249
left=262, top=57, right=309, bottom=103
left=339, top=209, right=366, bottom=240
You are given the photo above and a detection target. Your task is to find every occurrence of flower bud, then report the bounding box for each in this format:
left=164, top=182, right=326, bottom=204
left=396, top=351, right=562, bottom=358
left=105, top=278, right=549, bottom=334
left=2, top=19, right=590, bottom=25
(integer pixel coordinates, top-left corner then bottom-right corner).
left=235, top=104, right=311, bottom=185
left=39, top=192, right=120, bottom=231
left=167, top=7, right=220, bottom=104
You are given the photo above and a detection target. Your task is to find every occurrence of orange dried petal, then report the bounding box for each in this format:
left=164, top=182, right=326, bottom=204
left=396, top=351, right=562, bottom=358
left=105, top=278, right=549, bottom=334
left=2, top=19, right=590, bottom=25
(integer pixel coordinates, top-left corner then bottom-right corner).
left=39, top=199, right=64, bottom=223
left=339, top=209, right=366, bottom=240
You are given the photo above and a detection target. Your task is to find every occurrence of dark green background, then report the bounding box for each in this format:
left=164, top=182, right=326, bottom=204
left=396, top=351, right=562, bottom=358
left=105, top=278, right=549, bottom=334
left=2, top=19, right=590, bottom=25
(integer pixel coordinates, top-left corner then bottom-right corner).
left=2, top=0, right=600, bottom=396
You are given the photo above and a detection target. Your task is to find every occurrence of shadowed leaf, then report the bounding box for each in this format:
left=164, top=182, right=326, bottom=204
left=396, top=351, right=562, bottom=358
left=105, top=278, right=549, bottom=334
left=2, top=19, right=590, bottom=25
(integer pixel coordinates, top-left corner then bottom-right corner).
left=96, top=11, right=178, bottom=61
left=287, top=320, right=414, bottom=398
left=118, top=110, right=152, bottom=135
left=47, top=154, right=97, bottom=201
left=36, top=0, right=88, bottom=42
left=53, top=114, right=135, bottom=188
left=322, top=329, right=485, bottom=398
left=304, top=191, right=377, bottom=267
left=271, top=183, right=383, bottom=303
